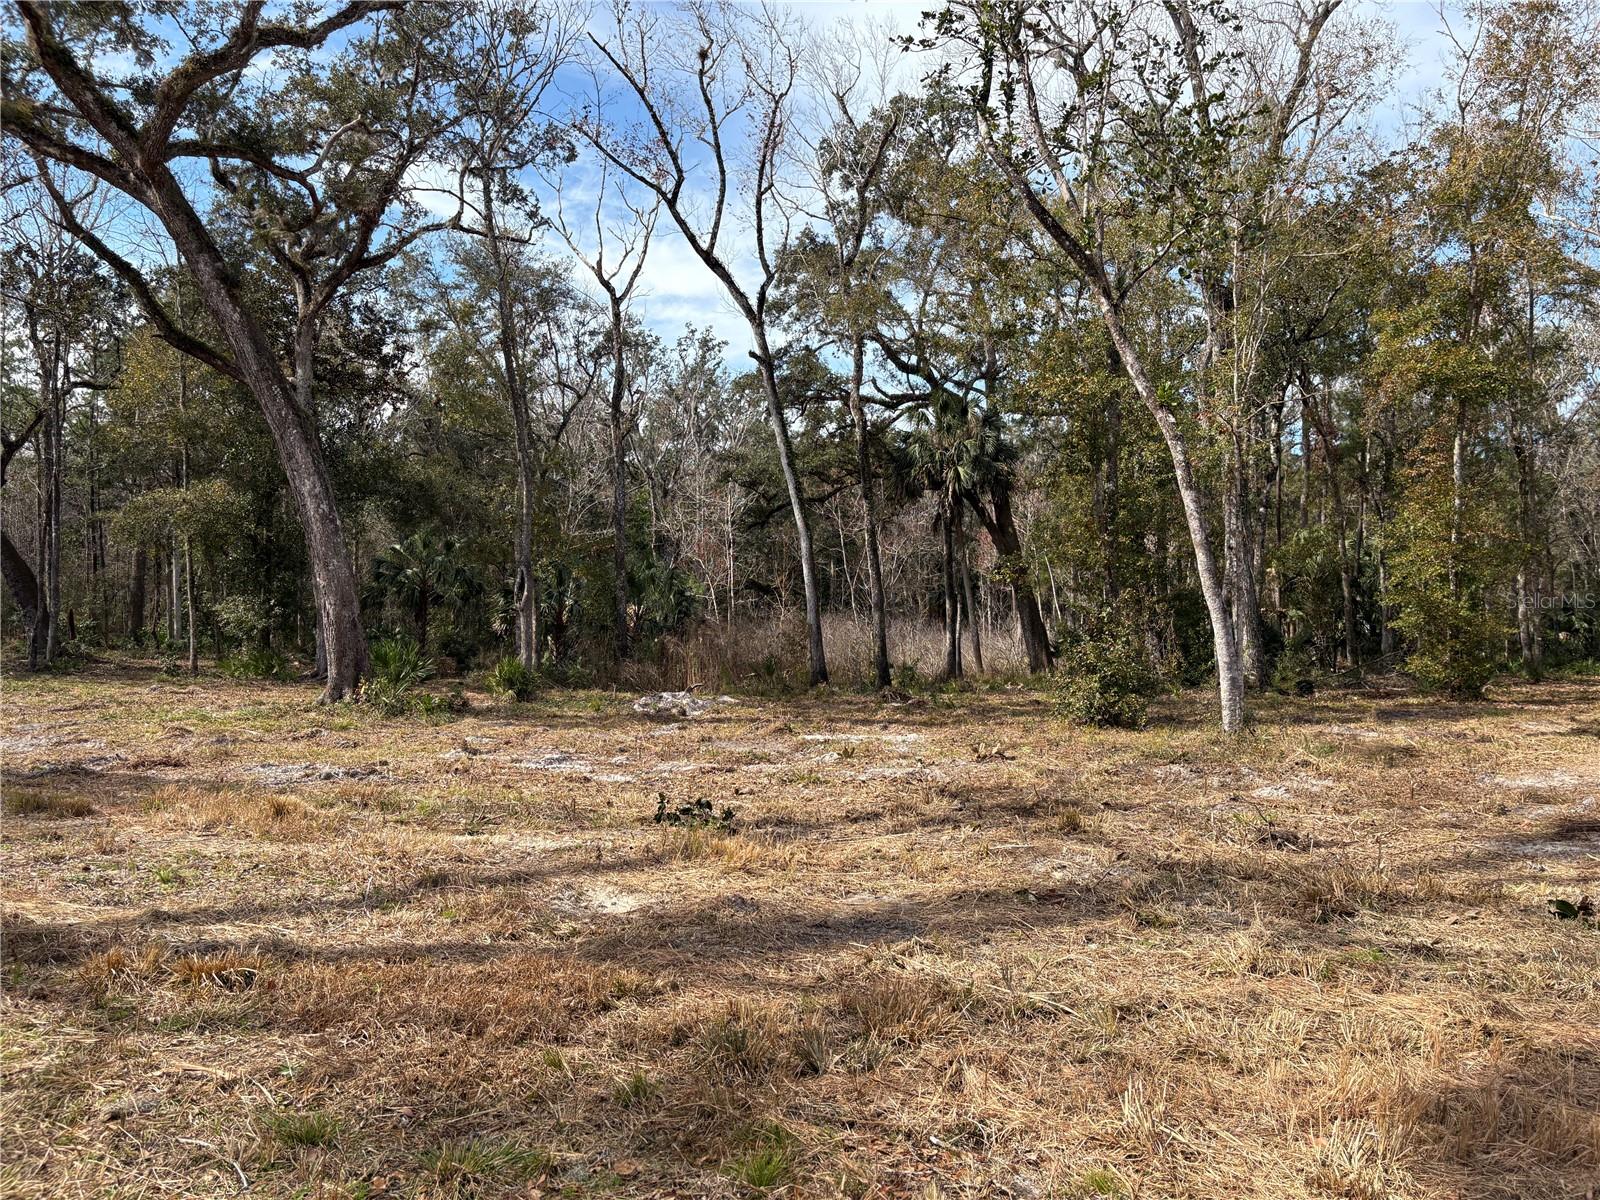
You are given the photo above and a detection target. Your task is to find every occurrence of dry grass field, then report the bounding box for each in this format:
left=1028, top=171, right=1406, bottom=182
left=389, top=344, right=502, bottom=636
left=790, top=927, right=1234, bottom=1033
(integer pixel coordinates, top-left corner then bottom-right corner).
left=3, top=662, right=1598, bottom=1199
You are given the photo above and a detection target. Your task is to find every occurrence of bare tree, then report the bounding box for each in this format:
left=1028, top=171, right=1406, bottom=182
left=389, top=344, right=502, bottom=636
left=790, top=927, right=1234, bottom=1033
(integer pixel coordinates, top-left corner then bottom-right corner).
left=0, top=178, right=114, bottom=665
left=577, top=0, right=830, bottom=685
left=547, top=163, right=659, bottom=662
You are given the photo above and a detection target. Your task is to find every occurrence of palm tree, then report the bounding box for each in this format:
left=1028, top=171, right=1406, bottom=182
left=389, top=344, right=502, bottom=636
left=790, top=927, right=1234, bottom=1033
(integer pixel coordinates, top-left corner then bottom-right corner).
left=901, top=389, right=1002, bottom=680
left=369, top=533, right=473, bottom=650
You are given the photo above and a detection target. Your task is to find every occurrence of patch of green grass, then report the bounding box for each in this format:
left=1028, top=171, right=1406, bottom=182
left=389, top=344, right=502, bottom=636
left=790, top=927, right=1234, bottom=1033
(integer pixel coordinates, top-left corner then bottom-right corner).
left=724, top=1147, right=790, bottom=1190
left=263, top=1108, right=343, bottom=1148
left=723, top=1122, right=796, bottom=1191
left=151, top=1003, right=256, bottom=1034
left=1075, top=1167, right=1127, bottom=1197
left=609, top=1068, right=657, bottom=1108
left=421, top=1138, right=554, bottom=1186
left=1334, top=946, right=1392, bottom=973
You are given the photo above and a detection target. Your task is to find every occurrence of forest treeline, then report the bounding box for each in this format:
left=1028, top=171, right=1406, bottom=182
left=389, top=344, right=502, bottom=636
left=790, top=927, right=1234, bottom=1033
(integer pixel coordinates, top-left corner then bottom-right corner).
left=2, top=0, right=1598, bottom=731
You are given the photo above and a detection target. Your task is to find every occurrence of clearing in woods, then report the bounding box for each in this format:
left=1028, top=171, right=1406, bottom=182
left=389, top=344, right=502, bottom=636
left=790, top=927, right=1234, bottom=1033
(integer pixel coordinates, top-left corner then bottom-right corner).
left=3, top=663, right=1599, bottom=1198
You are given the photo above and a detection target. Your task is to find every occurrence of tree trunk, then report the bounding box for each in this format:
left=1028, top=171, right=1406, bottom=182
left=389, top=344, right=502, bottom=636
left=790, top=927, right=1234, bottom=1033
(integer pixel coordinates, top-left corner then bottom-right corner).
left=1304, top=372, right=1360, bottom=669
left=1510, top=423, right=1542, bottom=678
left=129, top=546, right=147, bottom=644
left=968, top=479, right=1052, bottom=674
left=846, top=337, right=890, bottom=688
left=1224, top=430, right=1266, bottom=687
left=1298, top=395, right=1313, bottom=531
left=609, top=304, right=630, bottom=663
left=1098, top=301, right=1245, bottom=732
left=133, top=165, right=368, bottom=700
left=1450, top=396, right=1467, bottom=600
left=957, top=503, right=983, bottom=674
left=1378, top=551, right=1394, bottom=657
left=481, top=174, right=539, bottom=671
left=1100, top=344, right=1124, bottom=602
left=184, top=537, right=197, bottom=676
left=941, top=501, right=961, bottom=680
left=752, top=331, right=827, bottom=685
left=2, top=531, right=47, bottom=669
left=37, top=335, right=63, bottom=663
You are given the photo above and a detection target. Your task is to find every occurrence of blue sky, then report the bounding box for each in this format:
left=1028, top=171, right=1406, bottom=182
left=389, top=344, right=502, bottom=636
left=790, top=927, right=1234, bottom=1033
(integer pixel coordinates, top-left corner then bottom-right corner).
left=22, top=1, right=1475, bottom=371
left=533, top=0, right=1473, bottom=361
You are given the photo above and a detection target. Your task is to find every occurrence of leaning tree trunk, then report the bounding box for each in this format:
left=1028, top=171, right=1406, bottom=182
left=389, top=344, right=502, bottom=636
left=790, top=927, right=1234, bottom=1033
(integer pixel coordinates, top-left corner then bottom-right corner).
left=752, top=330, right=827, bottom=685
left=1100, top=302, right=1245, bottom=732
left=134, top=169, right=369, bottom=701
left=846, top=338, right=891, bottom=688
left=970, top=479, right=1052, bottom=674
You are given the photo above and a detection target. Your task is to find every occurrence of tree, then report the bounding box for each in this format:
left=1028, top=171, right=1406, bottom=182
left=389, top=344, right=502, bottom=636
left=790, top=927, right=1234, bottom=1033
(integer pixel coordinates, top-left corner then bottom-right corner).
left=919, top=0, right=1347, bottom=729
left=547, top=163, right=659, bottom=663
left=784, top=41, right=907, bottom=688
left=2, top=0, right=453, bottom=699
left=578, top=0, right=831, bottom=685
left=445, top=0, right=579, bottom=670
left=1, top=407, right=47, bottom=666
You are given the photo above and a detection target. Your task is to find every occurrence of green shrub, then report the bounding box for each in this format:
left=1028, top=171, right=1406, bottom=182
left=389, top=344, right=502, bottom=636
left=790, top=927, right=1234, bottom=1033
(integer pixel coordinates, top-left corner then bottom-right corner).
left=363, top=636, right=439, bottom=715
left=891, top=662, right=927, bottom=693
left=1386, top=467, right=1511, bottom=700
left=1270, top=639, right=1322, bottom=696
left=219, top=646, right=293, bottom=681
left=1397, top=600, right=1504, bottom=698
left=1053, top=619, right=1161, bottom=728
left=214, top=594, right=274, bottom=645
left=370, top=635, right=433, bottom=688
left=486, top=657, right=539, bottom=702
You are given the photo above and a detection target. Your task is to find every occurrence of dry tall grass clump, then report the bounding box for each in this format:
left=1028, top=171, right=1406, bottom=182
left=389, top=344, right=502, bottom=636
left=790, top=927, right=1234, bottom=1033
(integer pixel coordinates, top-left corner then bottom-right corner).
left=645, top=614, right=1027, bottom=690
left=143, top=783, right=324, bottom=840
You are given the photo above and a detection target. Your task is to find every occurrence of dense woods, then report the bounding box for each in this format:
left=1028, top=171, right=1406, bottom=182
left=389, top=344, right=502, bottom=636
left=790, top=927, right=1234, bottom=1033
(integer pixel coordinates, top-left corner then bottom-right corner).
left=3, top=0, right=1598, bottom=728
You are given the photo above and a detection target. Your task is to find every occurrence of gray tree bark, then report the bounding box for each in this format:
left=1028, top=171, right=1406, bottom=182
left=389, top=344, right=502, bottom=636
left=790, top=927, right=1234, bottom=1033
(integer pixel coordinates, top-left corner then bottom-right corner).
left=847, top=337, right=891, bottom=688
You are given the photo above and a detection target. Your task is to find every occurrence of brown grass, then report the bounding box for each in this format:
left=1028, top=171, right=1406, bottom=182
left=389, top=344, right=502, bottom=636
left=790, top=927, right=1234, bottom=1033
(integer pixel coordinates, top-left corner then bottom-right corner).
left=2, top=659, right=1598, bottom=1198
left=4, top=790, right=95, bottom=817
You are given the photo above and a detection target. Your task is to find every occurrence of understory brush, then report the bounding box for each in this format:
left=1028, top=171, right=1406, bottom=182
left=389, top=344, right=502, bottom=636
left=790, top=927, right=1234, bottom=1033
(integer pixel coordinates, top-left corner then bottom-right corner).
left=1053, top=617, right=1165, bottom=728
left=363, top=636, right=446, bottom=716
